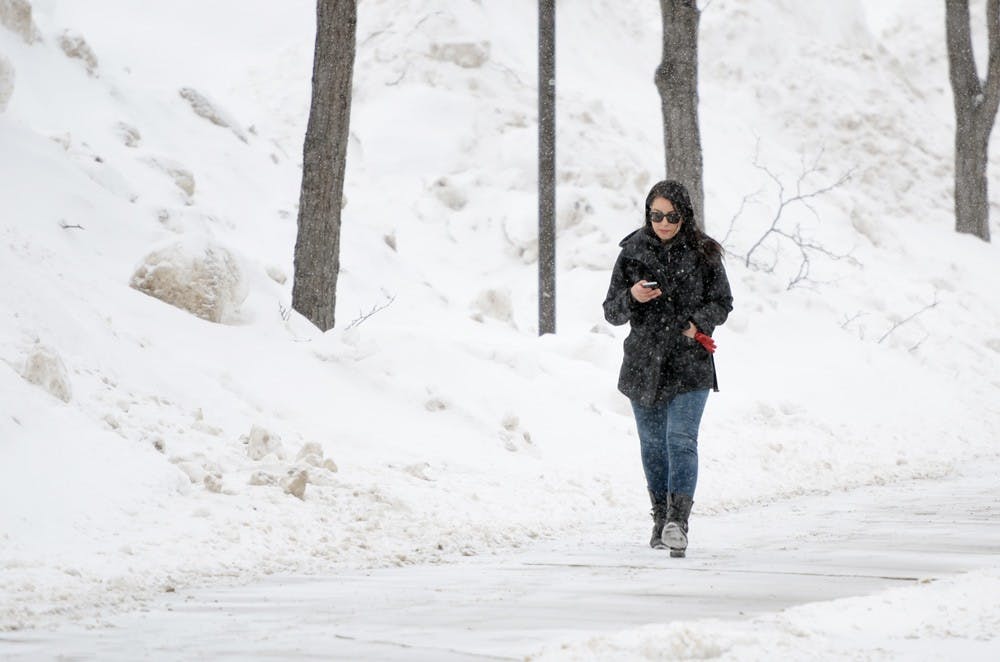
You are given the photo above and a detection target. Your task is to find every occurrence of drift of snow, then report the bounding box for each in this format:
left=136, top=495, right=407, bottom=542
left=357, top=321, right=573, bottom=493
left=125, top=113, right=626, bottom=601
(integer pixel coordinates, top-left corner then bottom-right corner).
left=531, top=567, right=1000, bottom=661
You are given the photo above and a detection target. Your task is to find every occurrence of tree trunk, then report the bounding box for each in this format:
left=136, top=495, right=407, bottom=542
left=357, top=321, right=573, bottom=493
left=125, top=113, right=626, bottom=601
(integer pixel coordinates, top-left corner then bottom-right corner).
left=292, top=0, right=357, bottom=330
left=655, top=0, right=704, bottom=229
left=538, top=0, right=556, bottom=335
left=946, top=0, right=1000, bottom=242
left=954, top=117, right=991, bottom=239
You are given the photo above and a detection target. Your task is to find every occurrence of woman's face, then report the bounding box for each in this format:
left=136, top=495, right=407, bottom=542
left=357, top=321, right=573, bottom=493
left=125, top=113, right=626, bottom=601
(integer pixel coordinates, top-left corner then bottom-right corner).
left=649, top=197, right=682, bottom=242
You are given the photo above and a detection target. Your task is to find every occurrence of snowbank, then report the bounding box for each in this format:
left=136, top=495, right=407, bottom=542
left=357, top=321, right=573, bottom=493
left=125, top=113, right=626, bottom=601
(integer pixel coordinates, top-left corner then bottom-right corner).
left=530, top=566, right=1000, bottom=660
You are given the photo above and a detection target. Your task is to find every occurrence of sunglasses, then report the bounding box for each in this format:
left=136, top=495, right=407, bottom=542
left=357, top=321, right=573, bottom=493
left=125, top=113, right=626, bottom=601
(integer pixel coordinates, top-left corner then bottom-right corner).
left=648, top=209, right=682, bottom=224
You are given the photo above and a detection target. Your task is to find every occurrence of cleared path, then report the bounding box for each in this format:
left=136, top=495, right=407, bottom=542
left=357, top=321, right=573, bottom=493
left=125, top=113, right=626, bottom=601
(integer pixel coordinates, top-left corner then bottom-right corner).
left=4, top=466, right=1000, bottom=660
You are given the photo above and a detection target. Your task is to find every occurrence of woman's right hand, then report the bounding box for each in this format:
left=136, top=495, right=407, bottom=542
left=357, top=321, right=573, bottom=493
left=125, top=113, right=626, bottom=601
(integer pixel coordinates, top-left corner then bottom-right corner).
left=630, top=280, right=661, bottom=303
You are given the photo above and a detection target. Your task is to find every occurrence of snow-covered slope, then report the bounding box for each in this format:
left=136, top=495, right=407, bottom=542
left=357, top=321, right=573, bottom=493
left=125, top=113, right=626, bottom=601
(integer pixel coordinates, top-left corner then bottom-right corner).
left=1, top=0, right=999, bottom=628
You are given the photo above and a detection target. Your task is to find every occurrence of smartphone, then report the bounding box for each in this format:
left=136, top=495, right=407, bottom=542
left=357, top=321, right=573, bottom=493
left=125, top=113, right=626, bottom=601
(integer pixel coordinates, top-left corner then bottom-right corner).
left=641, top=281, right=659, bottom=289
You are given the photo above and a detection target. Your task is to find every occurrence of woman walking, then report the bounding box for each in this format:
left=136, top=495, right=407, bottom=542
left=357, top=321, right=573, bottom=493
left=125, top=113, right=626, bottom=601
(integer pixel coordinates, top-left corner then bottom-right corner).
left=603, top=180, right=733, bottom=557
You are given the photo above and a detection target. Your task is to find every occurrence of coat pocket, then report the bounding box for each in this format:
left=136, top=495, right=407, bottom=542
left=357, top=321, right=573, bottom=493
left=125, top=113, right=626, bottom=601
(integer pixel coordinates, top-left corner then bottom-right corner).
left=679, top=332, right=710, bottom=359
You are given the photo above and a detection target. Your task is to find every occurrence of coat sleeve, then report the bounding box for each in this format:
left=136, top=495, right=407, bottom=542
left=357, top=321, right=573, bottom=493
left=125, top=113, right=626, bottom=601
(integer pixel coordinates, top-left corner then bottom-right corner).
left=603, top=253, right=636, bottom=326
left=689, top=256, right=733, bottom=336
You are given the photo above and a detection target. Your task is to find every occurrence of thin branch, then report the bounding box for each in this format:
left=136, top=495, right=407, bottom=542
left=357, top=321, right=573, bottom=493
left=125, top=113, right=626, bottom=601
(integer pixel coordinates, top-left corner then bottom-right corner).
left=59, top=221, right=85, bottom=230
left=739, top=147, right=855, bottom=290
left=786, top=242, right=812, bottom=290
left=489, top=61, right=528, bottom=88
left=840, top=311, right=867, bottom=329
left=344, top=295, right=396, bottom=330
left=720, top=189, right=762, bottom=247
left=386, top=65, right=409, bottom=86
left=877, top=296, right=940, bottom=344
left=908, top=333, right=930, bottom=353
left=410, top=12, right=444, bottom=34
left=361, top=27, right=391, bottom=47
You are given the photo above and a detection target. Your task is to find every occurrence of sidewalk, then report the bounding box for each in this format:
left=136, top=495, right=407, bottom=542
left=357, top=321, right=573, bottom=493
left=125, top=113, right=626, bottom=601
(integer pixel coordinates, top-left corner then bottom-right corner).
left=4, top=465, right=999, bottom=660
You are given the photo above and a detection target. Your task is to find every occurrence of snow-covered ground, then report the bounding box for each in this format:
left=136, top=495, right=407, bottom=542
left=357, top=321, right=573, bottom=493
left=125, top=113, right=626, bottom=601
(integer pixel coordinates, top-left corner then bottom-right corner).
left=1, top=0, right=999, bottom=652
left=5, top=461, right=999, bottom=660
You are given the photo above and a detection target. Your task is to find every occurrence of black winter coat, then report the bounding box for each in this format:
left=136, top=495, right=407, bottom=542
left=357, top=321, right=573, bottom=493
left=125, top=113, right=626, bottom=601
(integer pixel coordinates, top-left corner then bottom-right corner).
left=603, top=228, right=734, bottom=406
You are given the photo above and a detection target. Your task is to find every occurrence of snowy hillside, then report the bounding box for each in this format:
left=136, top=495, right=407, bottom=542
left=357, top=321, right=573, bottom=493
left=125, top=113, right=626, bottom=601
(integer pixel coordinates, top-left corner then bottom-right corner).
left=1, top=0, right=999, bottom=630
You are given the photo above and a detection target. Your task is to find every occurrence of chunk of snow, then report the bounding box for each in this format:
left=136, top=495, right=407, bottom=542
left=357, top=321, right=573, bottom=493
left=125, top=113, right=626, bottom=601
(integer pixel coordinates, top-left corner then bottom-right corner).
left=428, top=41, right=490, bottom=69
left=431, top=176, right=467, bottom=211
left=58, top=31, right=98, bottom=75
left=172, top=461, right=206, bottom=484
left=0, top=0, right=40, bottom=44
left=115, top=122, right=141, bottom=148
left=472, top=288, right=514, bottom=324
left=202, top=474, right=223, bottom=494
left=179, top=87, right=248, bottom=143
left=244, top=425, right=285, bottom=461
left=248, top=471, right=276, bottom=486
left=145, top=157, right=195, bottom=199
left=21, top=344, right=72, bottom=403
left=296, top=442, right=324, bottom=466
left=265, top=265, right=287, bottom=285
left=129, top=238, right=247, bottom=324
left=282, top=469, right=307, bottom=500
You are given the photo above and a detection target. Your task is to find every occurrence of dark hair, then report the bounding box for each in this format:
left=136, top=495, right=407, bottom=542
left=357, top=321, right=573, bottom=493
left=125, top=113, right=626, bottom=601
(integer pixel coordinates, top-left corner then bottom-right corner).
left=643, top=180, right=723, bottom=260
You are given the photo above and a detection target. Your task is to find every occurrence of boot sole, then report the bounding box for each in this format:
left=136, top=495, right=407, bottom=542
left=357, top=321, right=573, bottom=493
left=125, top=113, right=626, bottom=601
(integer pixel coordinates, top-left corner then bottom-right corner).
left=661, top=523, right=688, bottom=550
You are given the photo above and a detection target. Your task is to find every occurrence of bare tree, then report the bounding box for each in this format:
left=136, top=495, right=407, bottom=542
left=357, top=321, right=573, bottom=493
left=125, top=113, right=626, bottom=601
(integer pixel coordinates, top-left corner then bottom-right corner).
left=655, top=0, right=704, bottom=228
left=946, top=0, right=1000, bottom=242
left=292, top=0, right=358, bottom=330
left=538, top=0, right=556, bottom=335
left=724, top=143, right=856, bottom=291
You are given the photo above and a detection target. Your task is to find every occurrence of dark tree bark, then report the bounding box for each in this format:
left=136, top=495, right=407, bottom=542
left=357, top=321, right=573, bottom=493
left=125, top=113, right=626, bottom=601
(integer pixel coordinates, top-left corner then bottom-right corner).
left=539, top=0, right=556, bottom=335
left=292, top=0, right=357, bottom=330
left=946, top=0, right=1000, bottom=242
left=655, top=0, right=704, bottom=229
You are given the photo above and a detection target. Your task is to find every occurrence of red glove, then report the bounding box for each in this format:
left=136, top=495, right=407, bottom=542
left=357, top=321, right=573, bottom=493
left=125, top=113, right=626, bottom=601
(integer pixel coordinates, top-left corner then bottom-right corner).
left=694, top=331, right=716, bottom=354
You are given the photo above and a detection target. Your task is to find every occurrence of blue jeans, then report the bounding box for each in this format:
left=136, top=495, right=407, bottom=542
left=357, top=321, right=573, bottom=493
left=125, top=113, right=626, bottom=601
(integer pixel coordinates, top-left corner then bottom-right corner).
left=631, top=390, right=710, bottom=500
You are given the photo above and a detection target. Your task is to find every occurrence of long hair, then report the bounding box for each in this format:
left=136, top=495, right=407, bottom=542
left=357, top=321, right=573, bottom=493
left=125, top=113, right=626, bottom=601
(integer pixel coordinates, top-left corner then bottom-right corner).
left=643, top=180, right=723, bottom=260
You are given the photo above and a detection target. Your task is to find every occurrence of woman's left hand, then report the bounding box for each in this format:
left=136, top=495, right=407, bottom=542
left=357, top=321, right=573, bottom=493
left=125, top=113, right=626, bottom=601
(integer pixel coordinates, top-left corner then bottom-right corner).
left=685, top=322, right=717, bottom=353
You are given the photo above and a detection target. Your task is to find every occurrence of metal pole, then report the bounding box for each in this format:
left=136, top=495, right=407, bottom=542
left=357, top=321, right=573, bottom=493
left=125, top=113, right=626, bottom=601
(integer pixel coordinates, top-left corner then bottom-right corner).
left=538, top=0, right=556, bottom=335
